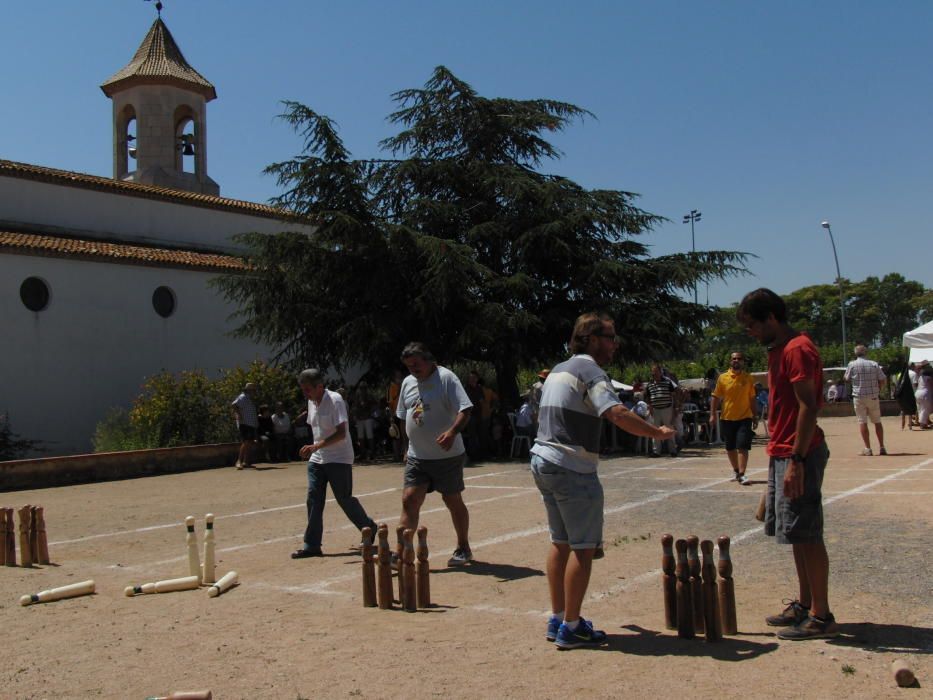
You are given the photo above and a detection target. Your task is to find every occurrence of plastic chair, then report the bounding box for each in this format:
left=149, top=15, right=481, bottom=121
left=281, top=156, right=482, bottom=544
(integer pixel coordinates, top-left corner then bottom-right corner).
left=507, top=412, right=531, bottom=458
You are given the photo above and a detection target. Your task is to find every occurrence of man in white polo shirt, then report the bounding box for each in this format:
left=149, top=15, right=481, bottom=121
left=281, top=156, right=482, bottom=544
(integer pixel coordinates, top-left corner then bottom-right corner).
left=292, top=369, right=377, bottom=559
left=844, top=345, right=887, bottom=456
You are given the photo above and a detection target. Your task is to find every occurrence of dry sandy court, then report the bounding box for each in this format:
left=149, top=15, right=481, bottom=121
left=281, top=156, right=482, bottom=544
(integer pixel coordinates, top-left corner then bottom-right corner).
left=1, top=416, right=931, bottom=699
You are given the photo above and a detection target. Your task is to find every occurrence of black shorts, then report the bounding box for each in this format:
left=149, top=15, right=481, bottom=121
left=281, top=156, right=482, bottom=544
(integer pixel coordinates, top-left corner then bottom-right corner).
left=720, top=418, right=753, bottom=451
left=404, top=455, right=465, bottom=495
left=239, top=424, right=258, bottom=441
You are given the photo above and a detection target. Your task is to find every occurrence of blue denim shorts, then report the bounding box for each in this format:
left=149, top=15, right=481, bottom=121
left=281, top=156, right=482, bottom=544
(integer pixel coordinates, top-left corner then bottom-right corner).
left=766, top=441, right=829, bottom=544
left=530, top=454, right=603, bottom=549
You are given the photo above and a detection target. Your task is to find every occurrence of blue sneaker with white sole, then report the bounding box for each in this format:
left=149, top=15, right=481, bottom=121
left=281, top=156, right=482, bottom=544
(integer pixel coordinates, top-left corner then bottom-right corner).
left=554, top=618, right=607, bottom=649
left=546, top=615, right=561, bottom=641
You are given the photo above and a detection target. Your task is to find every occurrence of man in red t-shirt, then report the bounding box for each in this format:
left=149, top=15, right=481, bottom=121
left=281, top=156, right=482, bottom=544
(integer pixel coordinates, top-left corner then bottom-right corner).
left=738, top=288, right=837, bottom=641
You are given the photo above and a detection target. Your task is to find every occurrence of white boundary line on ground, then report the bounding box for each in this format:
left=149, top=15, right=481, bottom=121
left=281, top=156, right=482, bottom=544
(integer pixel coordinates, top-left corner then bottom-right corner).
left=50, top=468, right=522, bottom=547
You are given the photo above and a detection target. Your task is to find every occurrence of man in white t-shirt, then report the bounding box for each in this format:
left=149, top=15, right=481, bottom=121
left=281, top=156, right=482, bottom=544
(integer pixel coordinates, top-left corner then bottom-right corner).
left=396, top=342, right=474, bottom=566
left=292, top=369, right=377, bottom=559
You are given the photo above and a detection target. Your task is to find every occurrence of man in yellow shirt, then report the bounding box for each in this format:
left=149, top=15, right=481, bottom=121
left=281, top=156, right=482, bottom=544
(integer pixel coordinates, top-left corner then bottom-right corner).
left=710, top=351, right=758, bottom=484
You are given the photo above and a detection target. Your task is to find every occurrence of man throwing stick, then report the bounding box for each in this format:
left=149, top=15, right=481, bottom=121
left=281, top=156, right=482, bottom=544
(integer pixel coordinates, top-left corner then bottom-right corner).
left=292, top=369, right=377, bottom=559
left=709, top=351, right=757, bottom=484
left=738, top=288, right=837, bottom=640
left=844, top=344, right=887, bottom=456
left=531, top=313, right=675, bottom=649
left=396, top=343, right=475, bottom=567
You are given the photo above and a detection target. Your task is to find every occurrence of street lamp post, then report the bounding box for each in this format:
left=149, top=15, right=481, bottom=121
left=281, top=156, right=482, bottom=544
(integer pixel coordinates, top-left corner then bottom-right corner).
left=821, top=221, right=848, bottom=365
left=682, top=209, right=701, bottom=304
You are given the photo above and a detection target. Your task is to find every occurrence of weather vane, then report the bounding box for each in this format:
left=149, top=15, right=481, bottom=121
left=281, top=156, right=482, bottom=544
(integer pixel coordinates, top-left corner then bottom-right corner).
left=144, top=0, right=163, bottom=17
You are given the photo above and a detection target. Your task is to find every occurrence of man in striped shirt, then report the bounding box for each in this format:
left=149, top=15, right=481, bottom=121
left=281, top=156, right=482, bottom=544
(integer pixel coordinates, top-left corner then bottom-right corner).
left=844, top=345, right=887, bottom=456
left=531, top=313, right=674, bottom=649
left=645, top=363, right=679, bottom=456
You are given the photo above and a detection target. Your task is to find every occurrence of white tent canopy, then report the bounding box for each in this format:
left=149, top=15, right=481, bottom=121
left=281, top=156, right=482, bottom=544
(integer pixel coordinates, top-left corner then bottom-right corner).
left=903, top=320, right=933, bottom=364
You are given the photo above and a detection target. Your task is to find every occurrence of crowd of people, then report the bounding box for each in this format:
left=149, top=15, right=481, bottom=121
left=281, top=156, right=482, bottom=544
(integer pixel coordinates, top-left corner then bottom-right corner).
left=228, top=289, right=933, bottom=648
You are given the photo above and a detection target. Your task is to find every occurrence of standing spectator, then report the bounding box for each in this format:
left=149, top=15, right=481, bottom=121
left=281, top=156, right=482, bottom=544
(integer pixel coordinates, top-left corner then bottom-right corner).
left=916, top=361, right=933, bottom=429
left=231, top=382, right=259, bottom=470
left=710, top=351, right=757, bottom=484
left=531, top=312, right=674, bottom=649
left=478, top=377, right=499, bottom=457
left=387, top=370, right=406, bottom=461
left=396, top=342, right=475, bottom=566
left=825, top=381, right=838, bottom=403
left=738, top=288, right=836, bottom=640
left=844, top=344, right=888, bottom=456
left=292, top=369, right=377, bottom=559
left=833, top=378, right=848, bottom=403
left=645, top=364, right=679, bottom=456
left=352, top=388, right=376, bottom=461
left=463, top=371, right=486, bottom=459
left=271, top=402, right=293, bottom=462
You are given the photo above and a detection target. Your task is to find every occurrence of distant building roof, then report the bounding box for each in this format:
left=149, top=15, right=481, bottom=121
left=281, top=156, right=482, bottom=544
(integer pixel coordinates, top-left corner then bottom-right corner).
left=0, top=230, right=247, bottom=272
left=101, top=18, right=217, bottom=100
left=0, top=159, right=299, bottom=221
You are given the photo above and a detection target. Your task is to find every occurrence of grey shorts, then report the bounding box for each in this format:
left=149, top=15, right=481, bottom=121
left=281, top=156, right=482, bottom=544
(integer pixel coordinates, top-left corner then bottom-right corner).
left=530, top=454, right=603, bottom=550
left=404, top=454, right=465, bottom=495
left=765, top=441, right=829, bottom=544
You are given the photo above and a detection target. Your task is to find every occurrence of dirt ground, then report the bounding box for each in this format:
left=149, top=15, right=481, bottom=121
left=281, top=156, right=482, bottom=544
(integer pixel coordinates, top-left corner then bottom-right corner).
left=1, top=416, right=931, bottom=699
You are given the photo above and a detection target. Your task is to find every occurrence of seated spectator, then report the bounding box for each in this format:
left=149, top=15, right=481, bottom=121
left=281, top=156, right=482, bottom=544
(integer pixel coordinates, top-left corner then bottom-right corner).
left=515, top=396, right=535, bottom=438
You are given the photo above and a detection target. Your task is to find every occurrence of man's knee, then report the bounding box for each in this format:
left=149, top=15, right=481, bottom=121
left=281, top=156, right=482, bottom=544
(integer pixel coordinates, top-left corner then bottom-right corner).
left=402, top=489, right=426, bottom=512
left=441, top=491, right=466, bottom=508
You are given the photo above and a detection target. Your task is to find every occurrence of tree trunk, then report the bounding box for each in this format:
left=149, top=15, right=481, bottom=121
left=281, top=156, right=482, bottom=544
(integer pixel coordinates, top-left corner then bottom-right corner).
left=494, top=354, right=521, bottom=412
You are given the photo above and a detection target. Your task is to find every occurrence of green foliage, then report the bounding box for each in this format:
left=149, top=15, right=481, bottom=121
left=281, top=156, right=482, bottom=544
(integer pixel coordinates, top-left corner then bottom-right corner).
left=92, top=361, right=303, bottom=452
left=214, top=67, right=750, bottom=408
left=0, top=414, right=43, bottom=461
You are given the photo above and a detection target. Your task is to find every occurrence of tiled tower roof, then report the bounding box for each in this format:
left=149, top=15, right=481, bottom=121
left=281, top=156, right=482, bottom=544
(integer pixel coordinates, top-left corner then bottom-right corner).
left=100, top=18, right=216, bottom=100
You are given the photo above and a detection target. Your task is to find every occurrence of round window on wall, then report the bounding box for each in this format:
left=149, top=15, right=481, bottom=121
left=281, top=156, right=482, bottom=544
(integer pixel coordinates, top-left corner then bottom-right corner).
left=20, top=277, right=50, bottom=312
left=152, top=286, right=176, bottom=318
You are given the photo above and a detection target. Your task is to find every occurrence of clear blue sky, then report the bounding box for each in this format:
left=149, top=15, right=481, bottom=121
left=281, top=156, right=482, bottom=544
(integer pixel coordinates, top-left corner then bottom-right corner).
left=2, top=1, right=930, bottom=307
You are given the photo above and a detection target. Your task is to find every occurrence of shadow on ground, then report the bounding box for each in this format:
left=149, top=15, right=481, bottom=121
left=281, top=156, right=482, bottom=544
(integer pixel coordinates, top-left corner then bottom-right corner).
left=431, top=560, right=544, bottom=582
left=579, top=624, right=779, bottom=660
left=828, top=622, right=933, bottom=654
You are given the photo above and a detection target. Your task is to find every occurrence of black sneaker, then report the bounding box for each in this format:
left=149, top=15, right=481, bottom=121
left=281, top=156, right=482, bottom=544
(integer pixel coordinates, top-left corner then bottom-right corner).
left=291, top=548, right=323, bottom=559
left=777, top=613, right=839, bottom=640
left=765, top=599, right=809, bottom=627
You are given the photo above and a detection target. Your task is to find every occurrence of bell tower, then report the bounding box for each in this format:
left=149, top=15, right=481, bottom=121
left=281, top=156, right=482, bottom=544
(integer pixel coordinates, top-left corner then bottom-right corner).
left=101, top=10, right=220, bottom=195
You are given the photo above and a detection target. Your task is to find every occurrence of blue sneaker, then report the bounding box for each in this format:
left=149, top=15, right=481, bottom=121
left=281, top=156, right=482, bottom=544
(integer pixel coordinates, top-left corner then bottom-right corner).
left=546, top=615, right=561, bottom=641
left=554, top=618, right=607, bottom=649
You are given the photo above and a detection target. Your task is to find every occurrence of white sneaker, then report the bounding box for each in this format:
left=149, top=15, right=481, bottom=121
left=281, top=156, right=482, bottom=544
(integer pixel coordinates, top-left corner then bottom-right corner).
left=447, top=548, right=473, bottom=566
left=860, top=448, right=873, bottom=456
left=739, top=474, right=749, bottom=485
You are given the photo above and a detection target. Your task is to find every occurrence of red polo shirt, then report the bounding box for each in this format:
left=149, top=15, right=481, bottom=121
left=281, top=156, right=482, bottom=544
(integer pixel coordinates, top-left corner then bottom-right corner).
left=767, top=332, right=825, bottom=457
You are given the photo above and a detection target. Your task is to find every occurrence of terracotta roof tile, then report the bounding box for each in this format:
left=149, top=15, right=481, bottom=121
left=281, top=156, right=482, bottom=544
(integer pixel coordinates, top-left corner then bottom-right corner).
left=101, top=18, right=216, bottom=100
left=0, top=159, right=301, bottom=221
left=0, top=231, right=248, bottom=272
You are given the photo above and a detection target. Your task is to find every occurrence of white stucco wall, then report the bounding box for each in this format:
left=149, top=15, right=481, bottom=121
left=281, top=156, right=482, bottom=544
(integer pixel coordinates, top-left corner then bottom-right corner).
left=1, top=253, right=272, bottom=455
left=0, top=175, right=312, bottom=253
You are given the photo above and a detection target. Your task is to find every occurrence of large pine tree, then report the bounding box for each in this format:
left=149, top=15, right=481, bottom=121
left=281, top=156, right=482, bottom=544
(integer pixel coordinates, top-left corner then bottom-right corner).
left=215, top=67, right=748, bottom=406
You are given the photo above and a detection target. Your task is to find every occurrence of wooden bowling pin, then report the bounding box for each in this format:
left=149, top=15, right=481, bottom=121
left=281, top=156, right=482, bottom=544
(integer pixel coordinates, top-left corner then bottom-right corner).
left=376, top=524, right=393, bottom=609
left=717, top=536, right=737, bottom=635
left=700, top=540, right=722, bottom=642
left=20, top=579, right=95, bottom=606
left=686, top=535, right=705, bottom=634
left=361, top=527, right=377, bottom=607
left=0, top=507, right=8, bottom=566
left=185, top=516, right=201, bottom=584
left=202, top=514, right=216, bottom=585
left=145, top=691, right=212, bottom=700
left=660, top=534, right=677, bottom=630
left=755, top=491, right=767, bottom=522
left=891, top=659, right=916, bottom=687
left=3, top=508, right=15, bottom=566
left=34, top=506, right=50, bottom=564
left=416, top=526, right=430, bottom=608
left=18, top=505, right=32, bottom=568
left=402, top=528, right=417, bottom=612
left=124, top=575, right=201, bottom=596
left=29, top=506, right=40, bottom=564
left=207, top=571, right=238, bottom=598
left=395, top=524, right=406, bottom=602
left=674, top=538, right=694, bottom=639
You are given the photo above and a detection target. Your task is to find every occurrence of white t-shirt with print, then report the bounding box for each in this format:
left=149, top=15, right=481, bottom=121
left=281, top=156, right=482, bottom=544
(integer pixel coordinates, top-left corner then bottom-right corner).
left=396, top=365, right=472, bottom=460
